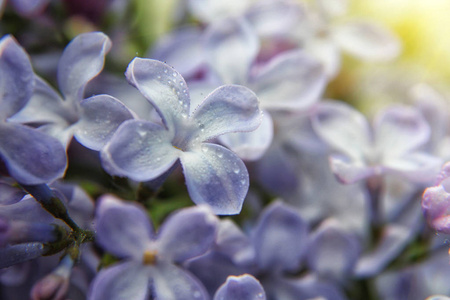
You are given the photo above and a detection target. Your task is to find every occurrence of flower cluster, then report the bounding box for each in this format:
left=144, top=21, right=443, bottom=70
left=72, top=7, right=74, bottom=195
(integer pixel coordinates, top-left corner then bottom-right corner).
left=1, top=0, right=450, bottom=299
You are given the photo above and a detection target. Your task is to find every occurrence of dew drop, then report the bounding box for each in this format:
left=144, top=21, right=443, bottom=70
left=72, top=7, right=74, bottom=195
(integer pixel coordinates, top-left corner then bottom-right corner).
left=164, top=69, right=168, bottom=73
left=157, top=75, right=161, bottom=79
left=217, top=152, right=224, bottom=158
left=180, top=81, right=184, bottom=86
left=240, top=179, right=246, bottom=185
left=233, top=166, right=240, bottom=174
left=257, top=292, right=264, bottom=298
left=181, top=113, right=188, bottom=119
left=201, top=145, right=209, bottom=153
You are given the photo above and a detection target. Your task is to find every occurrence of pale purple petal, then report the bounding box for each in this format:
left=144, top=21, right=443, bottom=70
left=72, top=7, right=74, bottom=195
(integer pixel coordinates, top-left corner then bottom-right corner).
left=180, top=143, right=249, bottom=215
left=58, top=32, right=112, bottom=101
left=311, top=101, right=371, bottom=161
left=149, top=26, right=205, bottom=78
left=204, top=17, right=259, bottom=84
left=101, top=120, right=179, bottom=182
left=250, top=50, right=326, bottom=110
left=157, top=205, right=218, bottom=262
left=0, top=35, right=33, bottom=120
left=191, top=85, right=261, bottom=143
left=0, top=123, right=67, bottom=184
left=252, top=201, right=308, bottom=273
left=214, top=274, right=266, bottom=300
left=75, top=94, right=135, bottom=151
left=125, top=58, right=190, bottom=129
left=374, top=105, right=431, bottom=157
left=329, top=154, right=378, bottom=184
left=152, top=262, right=209, bottom=300
left=332, top=20, right=401, bottom=61
left=215, top=219, right=255, bottom=265
left=0, top=182, right=26, bottom=204
left=9, top=0, right=50, bottom=16
left=306, top=219, right=361, bottom=279
left=88, top=262, right=149, bottom=300
left=95, top=195, right=154, bottom=259
left=187, top=0, right=249, bottom=23
left=383, top=153, right=441, bottom=183
left=304, top=37, right=341, bottom=79
left=245, top=0, right=303, bottom=37
left=8, top=76, right=67, bottom=125
left=219, top=110, right=273, bottom=161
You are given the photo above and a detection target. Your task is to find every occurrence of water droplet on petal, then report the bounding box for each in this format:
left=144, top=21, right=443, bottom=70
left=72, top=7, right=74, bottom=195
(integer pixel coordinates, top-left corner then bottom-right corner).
left=164, top=69, right=168, bottom=73
left=201, top=145, right=209, bottom=153
left=233, top=166, right=240, bottom=174
left=172, top=72, right=177, bottom=77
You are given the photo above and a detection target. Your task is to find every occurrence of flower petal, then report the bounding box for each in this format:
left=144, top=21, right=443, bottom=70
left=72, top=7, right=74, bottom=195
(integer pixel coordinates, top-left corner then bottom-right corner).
left=332, top=20, right=401, bottom=61
left=125, top=58, right=190, bottom=129
left=204, top=17, right=259, bottom=84
left=101, top=120, right=179, bottom=182
left=191, top=85, right=261, bottom=143
left=329, top=154, right=378, bottom=184
left=219, top=110, right=273, bottom=161
left=157, top=205, right=218, bottom=262
left=251, top=50, right=326, bottom=110
left=152, top=262, right=209, bottom=300
left=180, top=143, right=249, bottom=215
left=75, top=94, right=135, bottom=151
left=375, top=105, right=430, bottom=158
left=0, top=35, right=34, bottom=120
left=311, top=100, right=371, bottom=161
left=9, top=0, right=50, bottom=17
left=58, top=32, right=111, bottom=101
left=383, top=152, right=441, bottom=184
left=0, top=123, right=67, bottom=184
left=213, top=274, right=266, bottom=300
left=88, top=262, right=149, bottom=300
left=187, top=0, right=249, bottom=23
left=252, top=201, right=308, bottom=273
left=303, top=37, right=341, bottom=79
left=149, top=26, right=204, bottom=78
left=95, top=195, right=154, bottom=259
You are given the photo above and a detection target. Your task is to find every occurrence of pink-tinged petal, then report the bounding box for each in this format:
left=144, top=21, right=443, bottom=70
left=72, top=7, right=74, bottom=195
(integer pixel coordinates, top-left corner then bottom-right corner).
left=251, top=50, right=326, bottom=111
left=375, top=105, right=430, bottom=158
left=180, top=143, right=249, bottom=215
left=75, top=94, right=135, bottom=151
left=311, top=101, right=371, bottom=161
left=422, top=183, right=450, bottom=233
left=330, top=155, right=378, bottom=184
left=125, top=58, right=190, bottom=129
left=88, top=262, right=149, bottom=300
left=152, top=262, right=209, bottom=300
left=219, top=110, right=273, bottom=161
left=95, top=195, right=154, bottom=259
left=0, top=35, right=33, bottom=120
left=149, top=26, right=205, bottom=78
left=191, top=85, right=261, bottom=143
left=252, top=201, right=308, bottom=273
left=214, top=274, right=266, bottom=300
left=204, top=17, right=259, bottom=84
left=303, top=37, right=341, bottom=79
left=332, top=20, right=401, bottom=61
left=245, top=0, right=303, bottom=37
left=0, top=123, right=67, bottom=185
left=101, top=120, right=179, bottom=182
left=306, top=219, right=361, bottom=280
left=58, top=32, right=111, bottom=101
left=157, top=205, right=218, bottom=262
left=383, top=152, right=441, bottom=184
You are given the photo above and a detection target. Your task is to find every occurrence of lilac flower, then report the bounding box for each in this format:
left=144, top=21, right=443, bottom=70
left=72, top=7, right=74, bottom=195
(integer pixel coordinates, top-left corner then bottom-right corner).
left=292, top=0, right=401, bottom=78
left=311, top=100, right=441, bottom=184
left=101, top=58, right=261, bottom=214
left=1, top=0, right=50, bottom=17
left=422, top=162, right=450, bottom=233
left=10, top=32, right=134, bottom=151
left=0, top=35, right=67, bottom=185
left=213, top=274, right=266, bottom=300
left=89, top=195, right=219, bottom=300
left=200, top=17, right=326, bottom=161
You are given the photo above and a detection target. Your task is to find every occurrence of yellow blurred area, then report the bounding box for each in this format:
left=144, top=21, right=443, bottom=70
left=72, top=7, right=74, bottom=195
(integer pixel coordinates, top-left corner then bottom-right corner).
left=352, top=0, right=450, bottom=79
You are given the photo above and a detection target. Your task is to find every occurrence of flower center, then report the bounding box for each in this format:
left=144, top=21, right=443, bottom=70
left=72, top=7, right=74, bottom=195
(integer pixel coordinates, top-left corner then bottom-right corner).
left=142, top=250, right=158, bottom=265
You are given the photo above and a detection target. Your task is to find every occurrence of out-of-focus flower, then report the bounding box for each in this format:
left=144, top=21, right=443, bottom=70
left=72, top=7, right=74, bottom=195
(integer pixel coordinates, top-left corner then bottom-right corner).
left=101, top=58, right=261, bottom=215
left=0, top=0, right=50, bottom=17
left=0, top=35, right=67, bottom=185
left=311, top=100, right=441, bottom=184
left=89, top=195, right=218, bottom=300
left=10, top=32, right=134, bottom=151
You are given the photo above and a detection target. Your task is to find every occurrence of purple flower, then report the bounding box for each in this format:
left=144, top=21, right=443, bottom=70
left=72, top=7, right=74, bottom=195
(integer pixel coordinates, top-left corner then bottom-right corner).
left=101, top=58, right=262, bottom=215
left=0, top=35, right=67, bottom=185
left=89, top=195, right=219, bottom=300
left=311, top=100, right=441, bottom=184
left=213, top=274, right=266, bottom=300
left=11, top=32, right=134, bottom=151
